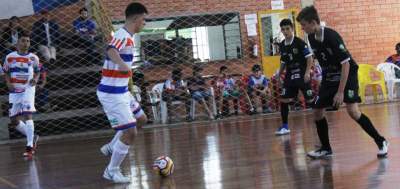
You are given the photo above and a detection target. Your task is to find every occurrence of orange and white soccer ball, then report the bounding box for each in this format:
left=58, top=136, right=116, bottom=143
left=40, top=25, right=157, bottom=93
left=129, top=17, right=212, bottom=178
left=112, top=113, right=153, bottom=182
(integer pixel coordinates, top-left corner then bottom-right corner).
left=153, top=156, right=174, bottom=177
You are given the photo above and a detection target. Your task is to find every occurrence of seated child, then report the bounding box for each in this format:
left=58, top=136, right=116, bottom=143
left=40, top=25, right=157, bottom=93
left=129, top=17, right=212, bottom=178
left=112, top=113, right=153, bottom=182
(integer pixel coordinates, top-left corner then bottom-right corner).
left=188, top=65, right=214, bottom=120
left=247, top=64, right=272, bottom=113
left=162, top=68, right=191, bottom=122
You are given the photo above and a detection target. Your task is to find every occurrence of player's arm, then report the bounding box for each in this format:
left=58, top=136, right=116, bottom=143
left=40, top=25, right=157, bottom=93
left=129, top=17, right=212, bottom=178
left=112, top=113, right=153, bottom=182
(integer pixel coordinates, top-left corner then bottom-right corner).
left=304, top=56, right=313, bottom=83
left=4, top=72, right=13, bottom=91
left=278, top=43, right=286, bottom=80
left=260, top=78, right=269, bottom=94
left=128, top=77, right=134, bottom=93
left=338, top=61, right=349, bottom=93
left=302, top=41, right=313, bottom=83
left=278, top=60, right=286, bottom=79
left=107, top=34, right=131, bottom=72
left=107, top=48, right=131, bottom=72
left=2, top=59, right=13, bottom=91
left=30, top=58, right=40, bottom=86
left=330, top=31, right=351, bottom=107
left=39, top=69, right=47, bottom=88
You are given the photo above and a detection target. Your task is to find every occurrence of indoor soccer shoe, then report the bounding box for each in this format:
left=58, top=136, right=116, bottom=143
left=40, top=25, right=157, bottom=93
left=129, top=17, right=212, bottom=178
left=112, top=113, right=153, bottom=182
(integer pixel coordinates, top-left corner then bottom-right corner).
left=23, top=146, right=35, bottom=157
left=307, top=148, right=332, bottom=159
left=377, top=140, right=389, bottom=158
left=103, top=167, right=131, bottom=183
left=275, top=127, right=290, bottom=135
left=100, top=143, right=113, bottom=156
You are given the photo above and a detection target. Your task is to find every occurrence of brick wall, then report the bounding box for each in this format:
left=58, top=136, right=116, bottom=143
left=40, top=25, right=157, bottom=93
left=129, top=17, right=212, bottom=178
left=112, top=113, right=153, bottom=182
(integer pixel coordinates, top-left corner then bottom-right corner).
left=102, top=0, right=400, bottom=67
left=101, top=0, right=301, bottom=81
left=315, top=0, right=400, bottom=65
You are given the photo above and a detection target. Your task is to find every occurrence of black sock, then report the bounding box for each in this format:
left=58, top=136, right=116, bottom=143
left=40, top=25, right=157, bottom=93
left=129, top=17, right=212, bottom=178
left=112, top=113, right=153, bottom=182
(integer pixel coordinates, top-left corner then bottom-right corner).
left=315, top=117, right=331, bottom=151
left=356, top=113, right=385, bottom=147
left=280, top=102, right=289, bottom=125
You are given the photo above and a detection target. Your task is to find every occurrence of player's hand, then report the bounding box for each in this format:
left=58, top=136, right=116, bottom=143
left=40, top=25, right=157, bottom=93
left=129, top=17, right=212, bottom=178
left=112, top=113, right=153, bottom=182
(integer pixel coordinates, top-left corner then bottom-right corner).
left=29, top=79, right=37, bottom=86
left=304, top=73, right=311, bottom=83
left=119, top=63, right=131, bottom=73
left=6, top=83, right=14, bottom=91
left=333, top=92, right=344, bottom=108
left=38, top=84, right=45, bottom=89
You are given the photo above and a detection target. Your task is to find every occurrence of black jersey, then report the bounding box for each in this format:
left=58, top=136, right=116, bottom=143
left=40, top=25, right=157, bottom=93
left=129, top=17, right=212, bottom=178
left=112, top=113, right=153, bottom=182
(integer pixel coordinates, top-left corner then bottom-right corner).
left=280, top=36, right=312, bottom=85
left=307, top=27, right=358, bottom=86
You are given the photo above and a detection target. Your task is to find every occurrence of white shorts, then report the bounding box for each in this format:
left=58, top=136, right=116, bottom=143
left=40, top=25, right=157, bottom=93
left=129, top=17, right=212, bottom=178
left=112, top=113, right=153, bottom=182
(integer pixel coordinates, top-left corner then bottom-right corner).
left=9, top=86, right=36, bottom=118
left=97, top=91, right=144, bottom=130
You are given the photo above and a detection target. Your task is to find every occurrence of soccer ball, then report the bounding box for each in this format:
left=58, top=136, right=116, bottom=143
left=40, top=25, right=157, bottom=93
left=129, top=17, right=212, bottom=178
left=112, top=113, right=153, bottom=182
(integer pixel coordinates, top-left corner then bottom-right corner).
left=153, top=156, right=174, bottom=177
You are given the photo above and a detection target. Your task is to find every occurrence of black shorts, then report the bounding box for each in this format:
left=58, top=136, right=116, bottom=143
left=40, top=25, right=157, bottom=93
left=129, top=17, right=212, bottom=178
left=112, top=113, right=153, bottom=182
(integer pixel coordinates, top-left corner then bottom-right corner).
left=314, top=77, right=361, bottom=109
left=281, top=82, right=314, bottom=101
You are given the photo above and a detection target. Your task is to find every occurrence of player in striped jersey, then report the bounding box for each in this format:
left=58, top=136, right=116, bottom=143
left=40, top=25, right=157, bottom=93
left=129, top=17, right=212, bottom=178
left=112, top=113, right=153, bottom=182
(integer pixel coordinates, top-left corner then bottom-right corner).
left=96, top=3, right=148, bottom=183
left=3, top=32, right=40, bottom=158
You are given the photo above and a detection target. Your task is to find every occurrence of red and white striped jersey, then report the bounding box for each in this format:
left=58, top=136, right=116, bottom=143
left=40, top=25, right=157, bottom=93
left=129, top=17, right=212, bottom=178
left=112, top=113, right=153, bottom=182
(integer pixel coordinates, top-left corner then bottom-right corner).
left=98, top=27, right=135, bottom=94
left=2, top=51, right=39, bottom=93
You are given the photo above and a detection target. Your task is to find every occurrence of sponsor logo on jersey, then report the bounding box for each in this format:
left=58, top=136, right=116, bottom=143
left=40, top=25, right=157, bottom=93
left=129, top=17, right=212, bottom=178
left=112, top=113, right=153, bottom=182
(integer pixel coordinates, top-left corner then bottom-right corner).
left=339, top=44, right=347, bottom=52
left=348, top=90, right=354, bottom=98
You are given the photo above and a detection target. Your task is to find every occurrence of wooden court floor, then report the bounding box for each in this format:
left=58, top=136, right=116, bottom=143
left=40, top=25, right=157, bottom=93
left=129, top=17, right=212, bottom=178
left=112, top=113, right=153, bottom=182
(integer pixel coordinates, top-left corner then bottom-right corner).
left=1, top=102, right=400, bottom=189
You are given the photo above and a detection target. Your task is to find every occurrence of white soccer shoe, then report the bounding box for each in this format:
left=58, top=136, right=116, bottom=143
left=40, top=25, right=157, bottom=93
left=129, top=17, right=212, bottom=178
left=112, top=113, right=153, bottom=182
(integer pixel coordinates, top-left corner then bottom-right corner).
left=103, top=167, right=131, bottom=183
left=275, top=127, right=290, bottom=135
left=377, top=140, right=389, bottom=158
left=307, top=148, right=333, bottom=159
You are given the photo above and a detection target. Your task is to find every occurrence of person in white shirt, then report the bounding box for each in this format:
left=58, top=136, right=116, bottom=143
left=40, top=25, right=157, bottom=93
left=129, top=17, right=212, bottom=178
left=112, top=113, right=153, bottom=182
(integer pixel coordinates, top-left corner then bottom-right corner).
left=31, top=10, right=59, bottom=64
left=3, top=32, right=40, bottom=158
left=96, top=3, right=148, bottom=183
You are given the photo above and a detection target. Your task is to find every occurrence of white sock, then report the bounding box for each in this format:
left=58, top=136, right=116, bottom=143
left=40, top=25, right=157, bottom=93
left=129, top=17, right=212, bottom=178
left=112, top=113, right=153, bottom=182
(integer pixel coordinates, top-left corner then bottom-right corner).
left=16, top=121, right=27, bottom=136
left=107, top=139, right=130, bottom=171
left=25, top=120, right=34, bottom=147
left=110, top=131, right=123, bottom=148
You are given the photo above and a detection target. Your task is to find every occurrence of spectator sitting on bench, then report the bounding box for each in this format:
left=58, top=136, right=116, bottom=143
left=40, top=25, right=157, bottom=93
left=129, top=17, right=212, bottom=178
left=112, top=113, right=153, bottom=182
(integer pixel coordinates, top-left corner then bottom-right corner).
left=188, top=65, right=214, bottom=120
left=31, top=10, right=59, bottom=64
left=214, top=65, right=240, bottom=117
left=162, top=68, right=191, bottom=122
left=247, top=64, right=272, bottom=114
left=72, top=8, right=98, bottom=54
left=385, top=42, right=400, bottom=66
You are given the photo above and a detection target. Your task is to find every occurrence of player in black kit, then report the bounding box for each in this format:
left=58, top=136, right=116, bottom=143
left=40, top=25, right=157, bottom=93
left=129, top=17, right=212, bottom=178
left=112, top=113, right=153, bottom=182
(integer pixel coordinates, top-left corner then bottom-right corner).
left=296, top=6, right=388, bottom=159
left=275, top=19, right=314, bottom=136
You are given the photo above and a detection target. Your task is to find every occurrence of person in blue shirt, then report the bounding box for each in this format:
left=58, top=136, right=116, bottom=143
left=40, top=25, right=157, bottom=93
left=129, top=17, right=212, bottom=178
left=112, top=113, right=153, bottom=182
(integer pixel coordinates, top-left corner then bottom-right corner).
left=72, top=8, right=97, bottom=53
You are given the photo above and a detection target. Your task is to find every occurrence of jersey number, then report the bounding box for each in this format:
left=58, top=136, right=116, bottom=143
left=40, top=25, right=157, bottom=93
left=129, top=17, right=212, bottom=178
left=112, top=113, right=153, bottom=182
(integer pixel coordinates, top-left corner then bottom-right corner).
left=291, top=74, right=300, bottom=80
left=320, top=52, right=327, bottom=61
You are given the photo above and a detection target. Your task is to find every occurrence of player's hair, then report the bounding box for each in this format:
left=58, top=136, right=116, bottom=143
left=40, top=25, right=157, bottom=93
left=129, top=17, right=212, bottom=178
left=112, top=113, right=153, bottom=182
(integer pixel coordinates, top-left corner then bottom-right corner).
left=19, top=31, right=30, bottom=39
left=10, top=16, right=19, bottom=21
left=219, top=66, right=228, bottom=73
left=125, top=2, right=148, bottom=19
left=252, top=64, right=261, bottom=72
left=79, top=8, right=88, bottom=14
left=192, top=65, right=203, bottom=75
left=296, top=6, right=320, bottom=24
left=280, top=18, right=293, bottom=28
left=396, top=43, right=400, bottom=49
left=171, top=68, right=182, bottom=80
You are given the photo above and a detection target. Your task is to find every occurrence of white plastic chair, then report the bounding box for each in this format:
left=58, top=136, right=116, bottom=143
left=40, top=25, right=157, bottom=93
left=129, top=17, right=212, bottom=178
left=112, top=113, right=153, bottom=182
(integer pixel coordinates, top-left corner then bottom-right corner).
left=150, top=82, right=194, bottom=124
left=190, top=87, right=217, bottom=119
left=377, top=63, right=400, bottom=100
left=148, top=83, right=164, bottom=123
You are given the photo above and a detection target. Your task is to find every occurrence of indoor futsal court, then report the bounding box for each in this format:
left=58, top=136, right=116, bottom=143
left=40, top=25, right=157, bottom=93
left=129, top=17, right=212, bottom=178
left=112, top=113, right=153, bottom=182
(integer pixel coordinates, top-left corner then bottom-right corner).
left=1, top=102, right=400, bottom=189
left=1, top=0, right=400, bottom=188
